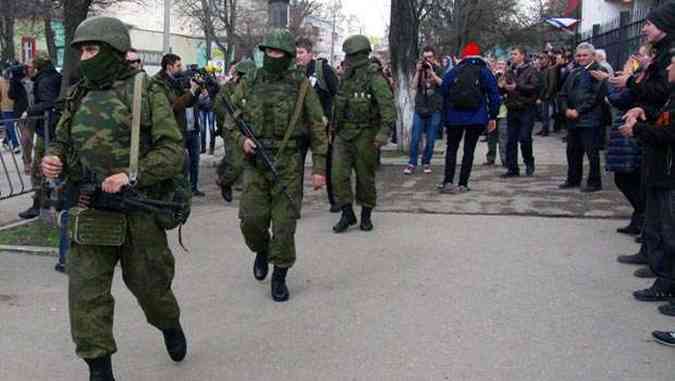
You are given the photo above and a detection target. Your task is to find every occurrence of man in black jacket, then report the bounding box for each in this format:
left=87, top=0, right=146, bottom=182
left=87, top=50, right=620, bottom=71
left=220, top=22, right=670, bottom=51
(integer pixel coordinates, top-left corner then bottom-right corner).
left=18, top=52, right=61, bottom=219
left=620, top=48, right=675, bottom=340
left=616, top=2, right=675, bottom=269
left=296, top=38, right=339, bottom=212
left=559, top=42, right=608, bottom=193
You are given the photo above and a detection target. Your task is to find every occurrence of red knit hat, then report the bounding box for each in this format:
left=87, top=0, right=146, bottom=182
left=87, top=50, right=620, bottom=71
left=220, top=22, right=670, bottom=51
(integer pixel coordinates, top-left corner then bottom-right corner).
left=461, top=41, right=481, bottom=58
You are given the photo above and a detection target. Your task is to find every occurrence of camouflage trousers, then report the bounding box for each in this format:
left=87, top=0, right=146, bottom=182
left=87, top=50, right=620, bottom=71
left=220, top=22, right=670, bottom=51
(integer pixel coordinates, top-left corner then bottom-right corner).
left=68, top=213, right=181, bottom=359
left=239, top=152, right=302, bottom=268
left=216, top=132, right=244, bottom=188
left=332, top=131, right=378, bottom=208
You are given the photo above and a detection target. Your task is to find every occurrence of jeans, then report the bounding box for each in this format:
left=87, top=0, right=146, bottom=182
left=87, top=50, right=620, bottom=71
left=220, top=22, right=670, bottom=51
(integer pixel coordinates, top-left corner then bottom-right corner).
left=1, top=111, right=19, bottom=148
left=506, top=106, right=536, bottom=173
left=199, top=111, right=215, bottom=153
left=408, top=112, right=441, bottom=167
left=538, top=101, right=553, bottom=133
left=486, top=118, right=508, bottom=165
left=565, top=127, right=601, bottom=187
left=443, top=125, right=483, bottom=186
left=186, top=130, right=201, bottom=191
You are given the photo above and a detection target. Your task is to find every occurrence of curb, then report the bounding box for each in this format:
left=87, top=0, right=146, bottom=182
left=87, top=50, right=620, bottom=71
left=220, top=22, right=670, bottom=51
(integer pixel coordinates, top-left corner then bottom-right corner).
left=0, top=217, right=36, bottom=231
left=0, top=244, right=57, bottom=257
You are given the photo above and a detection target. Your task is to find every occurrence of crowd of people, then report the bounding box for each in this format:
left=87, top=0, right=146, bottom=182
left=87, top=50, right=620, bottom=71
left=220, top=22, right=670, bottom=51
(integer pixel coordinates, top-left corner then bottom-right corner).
left=397, top=2, right=675, bottom=347
left=0, top=3, right=674, bottom=379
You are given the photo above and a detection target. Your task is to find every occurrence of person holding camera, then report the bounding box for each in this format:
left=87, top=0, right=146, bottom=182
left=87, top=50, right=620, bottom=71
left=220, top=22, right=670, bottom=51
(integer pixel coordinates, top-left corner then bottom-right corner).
left=404, top=46, right=443, bottom=175
left=152, top=54, right=203, bottom=196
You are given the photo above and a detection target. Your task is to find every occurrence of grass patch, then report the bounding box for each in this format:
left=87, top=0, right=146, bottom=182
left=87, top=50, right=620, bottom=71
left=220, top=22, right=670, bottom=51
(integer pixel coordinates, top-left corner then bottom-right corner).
left=0, top=219, right=60, bottom=247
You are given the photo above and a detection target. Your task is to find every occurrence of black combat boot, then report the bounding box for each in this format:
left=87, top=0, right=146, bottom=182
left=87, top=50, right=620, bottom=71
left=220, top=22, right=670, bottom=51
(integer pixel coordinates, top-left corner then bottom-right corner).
left=162, top=323, right=187, bottom=362
left=271, top=266, right=289, bottom=302
left=360, top=207, right=374, bottom=231
left=253, top=250, right=269, bottom=281
left=220, top=183, right=233, bottom=203
left=85, top=356, right=115, bottom=381
left=333, top=204, right=357, bottom=233
left=18, top=198, right=40, bottom=219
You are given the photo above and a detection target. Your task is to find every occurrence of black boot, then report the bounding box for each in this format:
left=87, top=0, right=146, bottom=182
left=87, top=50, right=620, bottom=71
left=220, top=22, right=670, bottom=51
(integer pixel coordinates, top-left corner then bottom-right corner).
left=360, top=207, right=374, bottom=231
left=271, top=266, right=289, bottom=302
left=333, top=204, right=357, bottom=233
left=162, top=323, right=187, bottom=362
left=253, top=250, right=269, bottom=281
left=85, top=356, right=115, bottom=381
left=219, top=183, right=233, bottom=203
left=18, top=198, right=40, bottom=219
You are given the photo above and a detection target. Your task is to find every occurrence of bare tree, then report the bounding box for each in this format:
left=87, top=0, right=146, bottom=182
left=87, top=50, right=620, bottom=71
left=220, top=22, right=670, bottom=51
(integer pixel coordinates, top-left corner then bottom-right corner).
left=288, top=0, right=323, bottom=38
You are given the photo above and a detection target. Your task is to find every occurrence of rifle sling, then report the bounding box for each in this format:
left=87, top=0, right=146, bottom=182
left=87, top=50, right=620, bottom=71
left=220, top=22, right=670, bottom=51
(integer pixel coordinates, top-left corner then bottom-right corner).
left=274, top=78, right=310, bottom=162
left=128, top=72, right=144, bottom=185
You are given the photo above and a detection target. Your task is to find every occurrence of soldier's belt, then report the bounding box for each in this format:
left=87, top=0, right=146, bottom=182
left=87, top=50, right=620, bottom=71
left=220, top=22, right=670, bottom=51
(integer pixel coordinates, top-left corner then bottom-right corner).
left=256, top=138, right=300, bottom=151
left=68, top=206, right=127, bottom=247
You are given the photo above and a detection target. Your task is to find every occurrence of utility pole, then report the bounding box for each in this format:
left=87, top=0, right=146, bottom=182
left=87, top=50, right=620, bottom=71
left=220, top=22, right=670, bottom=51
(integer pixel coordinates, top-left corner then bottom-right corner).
left=163, top=0, right=171, bottom=53
left=269, top=0, right=290, bottom=28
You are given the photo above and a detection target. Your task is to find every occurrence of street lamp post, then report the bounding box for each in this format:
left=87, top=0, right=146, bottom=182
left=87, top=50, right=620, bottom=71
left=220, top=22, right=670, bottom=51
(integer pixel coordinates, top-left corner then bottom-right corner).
left=269, top=0, right=290, bottom=29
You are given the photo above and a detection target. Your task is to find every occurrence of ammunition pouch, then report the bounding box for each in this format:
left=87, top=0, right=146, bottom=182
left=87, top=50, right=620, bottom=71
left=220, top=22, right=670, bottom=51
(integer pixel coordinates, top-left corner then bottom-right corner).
left=68, top=206, right=127, bottom=247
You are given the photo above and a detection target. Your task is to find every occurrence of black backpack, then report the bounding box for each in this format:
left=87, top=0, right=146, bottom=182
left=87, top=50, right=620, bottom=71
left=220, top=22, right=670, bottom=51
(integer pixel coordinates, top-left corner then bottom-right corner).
left=447, top=63, right=483, bottom=110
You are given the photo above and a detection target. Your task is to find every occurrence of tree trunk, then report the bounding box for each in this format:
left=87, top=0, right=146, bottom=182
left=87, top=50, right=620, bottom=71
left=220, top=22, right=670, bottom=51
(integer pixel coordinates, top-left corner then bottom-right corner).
left=389, top=0, right=418, bottom=151
left=44, top=16, right=57, bottom=63
left=0, top=0, right=16, bottom=62
left=61, top=0, right=91, bottom=94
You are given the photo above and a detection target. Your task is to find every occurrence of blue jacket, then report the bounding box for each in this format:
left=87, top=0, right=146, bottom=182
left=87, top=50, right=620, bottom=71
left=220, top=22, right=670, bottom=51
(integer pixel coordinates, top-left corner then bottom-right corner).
left=440, top=58, right=501, bottom=127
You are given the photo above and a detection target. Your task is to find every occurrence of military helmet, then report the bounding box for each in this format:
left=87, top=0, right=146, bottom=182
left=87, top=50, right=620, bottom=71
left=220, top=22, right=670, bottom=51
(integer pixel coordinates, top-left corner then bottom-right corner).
left=235, top=60, right=257, bottom=75
left=342, top=35, right=372, bottom=55
left=71, top=16, right=131, bottom=53
left=258, top=29, right=296, bottom=58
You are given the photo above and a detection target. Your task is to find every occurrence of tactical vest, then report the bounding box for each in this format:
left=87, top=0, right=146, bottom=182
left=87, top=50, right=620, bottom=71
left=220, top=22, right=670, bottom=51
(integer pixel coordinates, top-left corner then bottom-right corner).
left=240, top=69, right=305, bottom=150
left=334, top=64, right=378, bottom=141
left=69, top=76, right=153, bottom=180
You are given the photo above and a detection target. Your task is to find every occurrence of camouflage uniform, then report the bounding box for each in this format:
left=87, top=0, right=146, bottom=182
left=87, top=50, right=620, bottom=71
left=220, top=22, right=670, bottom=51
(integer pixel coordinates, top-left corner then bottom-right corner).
left=45, top=16, right=185, bottom=364
left=229, top=29, right=327, bottom=302
left=332, top=35, right=396, bottom=233
left=213, top=61, right=257, bottom=198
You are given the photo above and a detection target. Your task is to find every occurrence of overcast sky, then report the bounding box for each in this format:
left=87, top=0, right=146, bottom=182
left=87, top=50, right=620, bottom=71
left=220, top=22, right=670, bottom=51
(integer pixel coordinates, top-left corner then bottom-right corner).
left=341, top=0, right=391, bottom=38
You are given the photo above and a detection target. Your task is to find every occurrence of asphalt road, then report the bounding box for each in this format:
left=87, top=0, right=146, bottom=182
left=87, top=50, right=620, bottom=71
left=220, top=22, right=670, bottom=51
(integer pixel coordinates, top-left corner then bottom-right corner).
left=1, top=206, right=675, bottom=381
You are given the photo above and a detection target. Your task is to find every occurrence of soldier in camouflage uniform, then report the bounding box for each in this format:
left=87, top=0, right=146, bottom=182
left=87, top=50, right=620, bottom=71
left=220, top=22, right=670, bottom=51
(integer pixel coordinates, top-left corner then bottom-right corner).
left=41, top=16, right=187, bottom=381
left=214, top=60, right=256, bottom=202
left=229, top=29, right=327, bottom=302
left=332, top=35, right=396, bottom=233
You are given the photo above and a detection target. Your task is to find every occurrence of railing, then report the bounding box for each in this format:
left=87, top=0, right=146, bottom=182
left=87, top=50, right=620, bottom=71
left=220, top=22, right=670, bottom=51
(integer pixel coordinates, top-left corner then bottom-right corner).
left=577, top=1, right=664, bottom=70
left=0, top=114, right=49, bottom=201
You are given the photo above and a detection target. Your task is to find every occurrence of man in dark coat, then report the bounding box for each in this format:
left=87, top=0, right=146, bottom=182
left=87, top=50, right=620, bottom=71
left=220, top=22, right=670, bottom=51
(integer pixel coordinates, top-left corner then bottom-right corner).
left=558, top=42, right=608, bottom=193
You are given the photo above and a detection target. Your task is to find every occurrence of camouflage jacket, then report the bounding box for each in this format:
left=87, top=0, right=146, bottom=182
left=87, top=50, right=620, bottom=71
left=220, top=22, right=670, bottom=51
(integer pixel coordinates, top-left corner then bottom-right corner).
left=213, top=81, right=237, bottom=139
left=334, top=61, right=396, bottom=144
left=46, top=71, right=184, bottom=191
left=230, top=67, right=328, bottom=175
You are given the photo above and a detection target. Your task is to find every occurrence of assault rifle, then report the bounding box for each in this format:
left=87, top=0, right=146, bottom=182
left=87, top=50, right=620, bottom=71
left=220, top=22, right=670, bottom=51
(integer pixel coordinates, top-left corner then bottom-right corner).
left=220, top=96, right=301, bottom=217
left=79, top=171, right=185, bottom=218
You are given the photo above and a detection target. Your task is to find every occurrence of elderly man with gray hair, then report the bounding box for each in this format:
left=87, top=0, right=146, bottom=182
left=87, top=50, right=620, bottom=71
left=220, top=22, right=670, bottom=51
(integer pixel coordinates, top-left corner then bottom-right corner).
left=595, top=49, right=614, bottom=76
left=558, top=42, right=608, bottom=192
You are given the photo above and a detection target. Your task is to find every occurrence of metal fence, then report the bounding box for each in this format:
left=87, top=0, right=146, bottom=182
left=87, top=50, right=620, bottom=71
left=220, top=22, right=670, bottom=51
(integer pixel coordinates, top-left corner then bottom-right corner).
left=0, top=115, right=48, bottom=201
left=577, top=1, right=664, bottom=71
